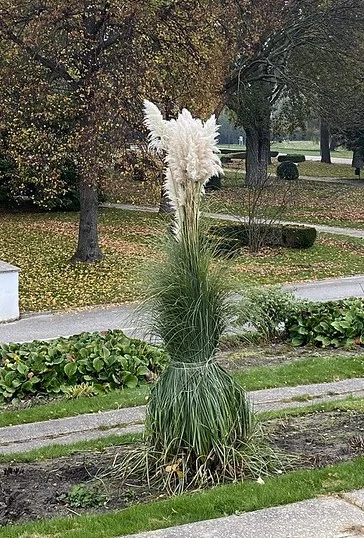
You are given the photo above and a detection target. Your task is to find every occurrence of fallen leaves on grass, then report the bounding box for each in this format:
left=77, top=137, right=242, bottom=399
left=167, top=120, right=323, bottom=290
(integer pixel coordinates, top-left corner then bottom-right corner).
left=1, top=208, right=364, bottom=313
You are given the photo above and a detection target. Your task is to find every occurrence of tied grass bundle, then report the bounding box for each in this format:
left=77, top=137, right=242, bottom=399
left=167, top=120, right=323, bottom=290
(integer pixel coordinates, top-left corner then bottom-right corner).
left=143, top=232, right=253, bottom=490
left=145, top=360, right=253, bottom=492
left=149, top=233, right=230, bottom=364
left=113, top=101, right=278, bottom=493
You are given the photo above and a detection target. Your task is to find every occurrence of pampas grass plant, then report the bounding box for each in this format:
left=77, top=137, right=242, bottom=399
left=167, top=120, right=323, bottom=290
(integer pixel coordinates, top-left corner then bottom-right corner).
left=112, top=102, right=282, bottom=493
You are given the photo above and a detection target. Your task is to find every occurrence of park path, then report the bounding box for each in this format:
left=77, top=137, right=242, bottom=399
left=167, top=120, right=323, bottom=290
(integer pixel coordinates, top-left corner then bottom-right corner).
left=1, top=376, right=364, bottom=454
left=0, top=274, right=364, bottom=344
left=1, top=199, right=364, bottom=343
left=102, top=201, right=364, bottom=239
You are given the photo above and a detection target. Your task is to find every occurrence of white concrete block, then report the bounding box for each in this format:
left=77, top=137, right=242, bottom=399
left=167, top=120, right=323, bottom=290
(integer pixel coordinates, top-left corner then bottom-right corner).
left=0, top=261, right=20, bottom=322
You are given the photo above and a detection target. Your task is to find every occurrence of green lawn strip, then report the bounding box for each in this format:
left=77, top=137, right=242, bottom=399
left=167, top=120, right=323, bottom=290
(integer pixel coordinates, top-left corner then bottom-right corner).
left=281, top=161, right=354, bottom=179
left=221, top=162, right=354, bottom=178
left=0, top=386, right=149, bottom=428
left=3, top=455, right=364, bottom=538
left=1, top=397, right=362, bottom=465
left=219, top=142, right=352, bottom=159
left=235, top=354, right=364, bottom=392
left=1, top=355, right=363, bottom=428
left=0, top=432, right=143, bottom=464
left=259, top=395, right=364, bottom=422
left=207, top=168, right=364, bottom=230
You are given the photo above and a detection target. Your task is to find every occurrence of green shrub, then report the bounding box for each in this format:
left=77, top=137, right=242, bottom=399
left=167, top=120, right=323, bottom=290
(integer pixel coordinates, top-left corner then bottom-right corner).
left=237, top=287, right=307, bottom=340
left=281, top=225, right=317, bottom=249
left=277, top=154, right=306, bottom=163
left=0, top=330, right=168, bottom=401
left=209, top=223, right=316, bottom=250
left=0, top=153, right=16, bottom=205
left=276, top=161, right=299, bottom=181
left=220, top=152, right=246, bottom=164
left=205, top=173, right=222, bottom=191
left=288, top=298, right=364, bottom=347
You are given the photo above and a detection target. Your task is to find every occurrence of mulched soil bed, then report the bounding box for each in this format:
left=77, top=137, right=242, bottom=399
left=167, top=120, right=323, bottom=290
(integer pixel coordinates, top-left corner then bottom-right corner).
left=2, top=408, right=364, bottom=527
left=218, top=345, right=364, bottom=370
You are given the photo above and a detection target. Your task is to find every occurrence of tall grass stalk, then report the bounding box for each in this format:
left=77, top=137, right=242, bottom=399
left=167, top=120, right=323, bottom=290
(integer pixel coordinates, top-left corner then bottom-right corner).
left=114, top=102, right=279, bottom=493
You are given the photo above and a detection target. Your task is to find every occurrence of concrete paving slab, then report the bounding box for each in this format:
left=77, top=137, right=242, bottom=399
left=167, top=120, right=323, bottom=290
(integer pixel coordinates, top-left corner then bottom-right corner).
left=0, top=423, right=144, bottom=454
left=283, top=275, right=364, bottom=301
left=1, top=377, right=363, bottom=454
left=252, top=378, right=364, bottom=412
left=342, top=489, right=364, bottom=511
left=121, top=496, right=364, bottom=538
left=0, top=406, right=145, bottom=454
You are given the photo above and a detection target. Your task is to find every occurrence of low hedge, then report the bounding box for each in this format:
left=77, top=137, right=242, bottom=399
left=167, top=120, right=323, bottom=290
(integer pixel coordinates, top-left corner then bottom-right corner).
left=288, top=298, right=364, bottom=348
left=277, top=154, right=306, bottom=163
left=209, top=223, right=317, bottom=252
left=205, top=173, right=222, bottom=191
left=0, top=330, right=168, bottom=401
left=277, top=161, right=299, bottom=181
left=220, top=152, right=246, bottom=164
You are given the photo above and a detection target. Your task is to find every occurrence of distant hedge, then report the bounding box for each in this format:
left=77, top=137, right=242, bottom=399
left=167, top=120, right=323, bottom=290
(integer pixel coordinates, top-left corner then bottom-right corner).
left=209, top=223, right=317, bottom=254
left=277, top=154, right=306, bottom=163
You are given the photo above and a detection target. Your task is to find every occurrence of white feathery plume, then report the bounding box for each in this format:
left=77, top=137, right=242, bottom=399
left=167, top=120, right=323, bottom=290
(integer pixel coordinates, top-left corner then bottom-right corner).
left=143, top=101, right=222, bottom=238
left=143, top=100, right=170, bottom=153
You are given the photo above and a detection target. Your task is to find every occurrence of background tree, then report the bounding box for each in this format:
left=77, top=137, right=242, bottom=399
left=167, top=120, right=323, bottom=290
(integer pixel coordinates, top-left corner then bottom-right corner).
left=222, top=0, right=364, bottom=185
left=0, top=1, right=226, bottom=262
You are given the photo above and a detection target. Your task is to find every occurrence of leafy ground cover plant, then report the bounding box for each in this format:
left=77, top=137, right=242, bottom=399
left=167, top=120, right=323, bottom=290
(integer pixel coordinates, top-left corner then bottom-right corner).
left=288, top=298, right=364, bottom=348
left=236, top=287, right=307, bottom=341
left=0, top=330, right=168, bottom=401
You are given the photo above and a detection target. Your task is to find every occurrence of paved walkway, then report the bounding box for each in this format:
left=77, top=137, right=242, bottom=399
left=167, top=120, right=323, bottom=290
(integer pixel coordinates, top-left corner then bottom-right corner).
left=1, top=272, right=364, bottom=344
left=102, top=202, right=364, bottom=239
left=122, top=491, right=364, bottom=537
left=1, top=377, right=363, bottom=454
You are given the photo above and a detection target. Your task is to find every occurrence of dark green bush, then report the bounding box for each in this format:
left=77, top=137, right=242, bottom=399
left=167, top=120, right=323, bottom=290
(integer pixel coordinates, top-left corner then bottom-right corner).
left=281, top=225, right=317, bottom=249
left=205, top=173, right=222, bottom=191
left=0, top=330, right=168, bottom=401
left=277, top=154, right=306, bottom=163
left=276, top=161, right=299, bottom=181
left=209, top=223, right=316, bottom=250
left=288, top=298, right=364, bottom=348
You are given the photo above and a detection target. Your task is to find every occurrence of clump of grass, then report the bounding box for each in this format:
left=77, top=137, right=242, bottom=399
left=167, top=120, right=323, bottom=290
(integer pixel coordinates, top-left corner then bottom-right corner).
left=109, top=102, right=283, bottom=493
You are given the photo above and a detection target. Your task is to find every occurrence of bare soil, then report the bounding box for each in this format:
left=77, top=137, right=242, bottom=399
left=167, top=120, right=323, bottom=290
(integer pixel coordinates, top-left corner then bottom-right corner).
left=218, top=344, right=364, bottom=370
left=2, top=409, right=364, bottom=527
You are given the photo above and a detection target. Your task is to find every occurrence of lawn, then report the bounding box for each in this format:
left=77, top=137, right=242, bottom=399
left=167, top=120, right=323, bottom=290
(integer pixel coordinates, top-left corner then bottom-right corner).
left=291, top=161, right=355, bottom=178
left=0, top=209, right=164, bottom=311
left=1, top=350, right=364, bottom=428
left=1, top=207, right=364, bottom=312
left=205, top=170, right=364, bottom=229
left=219, top=141, right=353, bottom=159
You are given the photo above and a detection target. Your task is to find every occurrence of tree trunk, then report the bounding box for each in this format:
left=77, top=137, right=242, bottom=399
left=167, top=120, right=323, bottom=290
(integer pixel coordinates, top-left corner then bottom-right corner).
left=245, top=126, right=270, bottom=186
left=71, top=180, right=103, bottom=263
left=320, top=119, right=331, bottom=164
